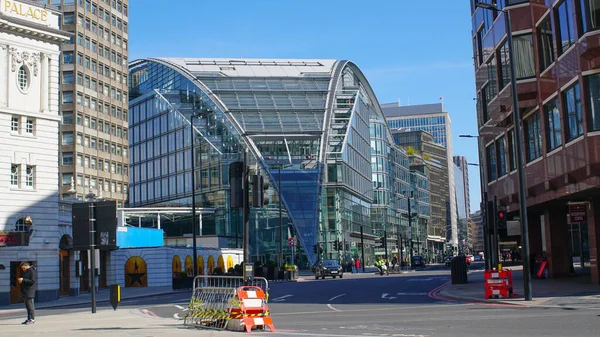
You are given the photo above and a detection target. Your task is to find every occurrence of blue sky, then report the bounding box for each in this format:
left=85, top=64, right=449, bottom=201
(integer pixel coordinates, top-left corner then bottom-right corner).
left=129, top=0, right=481, bottom=212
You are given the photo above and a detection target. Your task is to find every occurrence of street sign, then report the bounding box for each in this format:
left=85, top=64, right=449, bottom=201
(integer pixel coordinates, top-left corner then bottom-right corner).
left=506, top=220, right=520, bottom=236
left=287, top=237, right=295, bottom=246
left=568, top=203, right=588, bottom=224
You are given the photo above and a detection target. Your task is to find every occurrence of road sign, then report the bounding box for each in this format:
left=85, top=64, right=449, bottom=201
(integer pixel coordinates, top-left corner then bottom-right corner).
left=287, top=237, right=295, bottom=246
left=568, top=203, right=587, bottom=224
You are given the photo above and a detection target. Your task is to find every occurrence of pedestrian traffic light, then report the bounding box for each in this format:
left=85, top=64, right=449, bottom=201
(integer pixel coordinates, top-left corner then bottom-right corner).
left=358, top=242, right=363, bottom=248
left=251, top=175, right=270, bottom=207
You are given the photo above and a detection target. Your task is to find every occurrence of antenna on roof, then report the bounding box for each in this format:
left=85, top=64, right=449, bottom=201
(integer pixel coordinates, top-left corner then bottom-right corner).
left=398, top=98, right=401, bottom=107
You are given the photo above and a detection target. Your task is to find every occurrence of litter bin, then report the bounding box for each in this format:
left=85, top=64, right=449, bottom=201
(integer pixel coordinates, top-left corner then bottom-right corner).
left=451, top=256, right=468, bottom=284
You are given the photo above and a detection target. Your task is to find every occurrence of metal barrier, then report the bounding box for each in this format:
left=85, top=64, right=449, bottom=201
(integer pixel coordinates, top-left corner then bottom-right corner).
left=184, top=276, right=271, bottom=331
left=184, top=286, right=238, bottom=330
left=192, top=275, right=269, bottom=296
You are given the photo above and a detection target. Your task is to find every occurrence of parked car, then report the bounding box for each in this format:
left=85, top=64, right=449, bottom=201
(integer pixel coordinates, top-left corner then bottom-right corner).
left=411, top=255, right=426, bottom=268
left=313, top=259, right=344, bottom=279
left=466, top=255, right=475, bottom=263
left=474, top=255, right=483, bottom=262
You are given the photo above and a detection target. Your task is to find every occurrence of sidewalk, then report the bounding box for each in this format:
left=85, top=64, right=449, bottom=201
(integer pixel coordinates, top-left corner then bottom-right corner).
left=0, top=286, right=181, bottom=314
left=0, top=308, right=242, bottom=337
left=439, top=266, right=600, bottom=309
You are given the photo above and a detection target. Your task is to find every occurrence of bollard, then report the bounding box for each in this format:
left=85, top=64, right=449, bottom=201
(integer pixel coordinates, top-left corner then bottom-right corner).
left=110, top=284, right=120, bottom=310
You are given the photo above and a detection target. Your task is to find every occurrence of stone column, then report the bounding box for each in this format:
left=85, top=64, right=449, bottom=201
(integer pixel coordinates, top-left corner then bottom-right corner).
left=588, top=198, right=600, bottom=284
left=40, top=53, right=49, bottom=113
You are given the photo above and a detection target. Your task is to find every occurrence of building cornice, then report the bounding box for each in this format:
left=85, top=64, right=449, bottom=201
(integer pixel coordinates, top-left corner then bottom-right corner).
left=0, top=13, right=71, bottom=43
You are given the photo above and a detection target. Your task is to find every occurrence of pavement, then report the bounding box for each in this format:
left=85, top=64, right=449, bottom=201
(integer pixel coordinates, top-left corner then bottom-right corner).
left=439, top=264, right=600, bottom=310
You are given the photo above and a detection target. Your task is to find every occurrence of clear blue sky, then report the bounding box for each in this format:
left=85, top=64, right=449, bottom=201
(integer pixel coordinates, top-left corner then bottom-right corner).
left=129, top=0, right=481, bottom=212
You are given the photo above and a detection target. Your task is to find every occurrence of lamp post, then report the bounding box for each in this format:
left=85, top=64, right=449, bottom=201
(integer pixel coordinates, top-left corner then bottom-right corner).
left=190, top=113, right=200, bottom=279
left=473, top=2, right=532, bottom=301
left=85, top=189, right=103, bottom=314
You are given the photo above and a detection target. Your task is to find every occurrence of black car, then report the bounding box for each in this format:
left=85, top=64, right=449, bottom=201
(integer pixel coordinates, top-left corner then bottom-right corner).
left=411, top=255, right=426, bottom=268
left=313, top=260, right=344, bottom=279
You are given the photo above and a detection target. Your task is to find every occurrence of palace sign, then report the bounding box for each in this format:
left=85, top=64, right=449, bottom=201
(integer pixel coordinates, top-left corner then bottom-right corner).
left=1, top=0, right=49, bottom=23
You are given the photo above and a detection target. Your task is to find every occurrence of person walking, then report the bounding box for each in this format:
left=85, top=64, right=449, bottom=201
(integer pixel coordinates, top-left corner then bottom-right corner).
left=18, top=261, right=37, bottom=325
left=355, top=258, right=360, bottom=273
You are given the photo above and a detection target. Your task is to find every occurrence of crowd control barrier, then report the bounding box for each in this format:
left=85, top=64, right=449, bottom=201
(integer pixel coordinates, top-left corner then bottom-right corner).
left=184, top=275, right=272, bottom=332
left=484, top=269, right=514, bottom=299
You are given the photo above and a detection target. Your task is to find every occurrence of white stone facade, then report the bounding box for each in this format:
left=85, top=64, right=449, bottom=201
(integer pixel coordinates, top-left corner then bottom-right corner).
left=0, top=1, right=69, bottom=305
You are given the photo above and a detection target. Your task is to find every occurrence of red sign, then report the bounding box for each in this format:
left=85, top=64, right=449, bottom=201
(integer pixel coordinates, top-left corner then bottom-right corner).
left=287, top=238, right=295, bottom=247
left=568, top=203, right=588, bottom=224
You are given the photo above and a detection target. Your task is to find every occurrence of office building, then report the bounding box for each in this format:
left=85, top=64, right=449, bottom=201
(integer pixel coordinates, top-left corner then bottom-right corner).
left=128, top=58, right=430, bottom=269
left=0, top=0, right=69, bottom=305
left=392, top=130, right=447, bottom=255
left=454, top=162, right=469, bottom=253
left=453, top=155, right=471, bottom=219
left=383, top=102, right=458, bottom=249
left=49, top=0, right=130, bottom=206
left=470, top=0, right=600, bottom=282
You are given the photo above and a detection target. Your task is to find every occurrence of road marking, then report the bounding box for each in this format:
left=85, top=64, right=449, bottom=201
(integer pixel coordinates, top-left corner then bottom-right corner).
left=329, top=293, right=346, bottom=302
left=141, top=309, right=158, bottom=317
left=271, top=295, right=294, bottom=302
left=174, top=313, right=181, bottom=319
left=397, top=292, right=428, bottom=296
left=381, top=293, right=397, bottom=300
left=174, top=305, right=185, bottom=310
left=326, top=304, right=342, bottom=312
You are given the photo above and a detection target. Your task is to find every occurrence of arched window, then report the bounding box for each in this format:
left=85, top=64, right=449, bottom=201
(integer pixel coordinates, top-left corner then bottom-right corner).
left=18, top=66, right=29, bottom=91
left=15, top=216, right=31, bottom=232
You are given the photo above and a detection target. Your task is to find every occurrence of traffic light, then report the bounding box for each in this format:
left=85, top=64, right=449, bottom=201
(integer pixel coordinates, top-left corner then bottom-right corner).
left=229, top=161, right=244, bottom=208
left=338, top=242, right=343, bottom=251
left=358, top=242, right=363, bottom=248
left=333, top=240, right=339, bottom=251
left=251, top=175, right=270, bottom=207
left=497, top=209, right=507, bottom=236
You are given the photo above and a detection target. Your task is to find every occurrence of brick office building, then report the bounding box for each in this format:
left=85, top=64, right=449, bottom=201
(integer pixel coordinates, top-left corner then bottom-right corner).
left=470, top=0, right=600, bottom=283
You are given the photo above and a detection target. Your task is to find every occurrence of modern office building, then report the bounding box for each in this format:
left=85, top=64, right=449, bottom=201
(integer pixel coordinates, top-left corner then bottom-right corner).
left=392, top=130, right=448, bottom=254
left=453, top=155, right=471, bottom=219
left=471, top=210, right=484, bottom=254
left=127, top=58, right=430, bottom=269
left=0, top=0, right=69, bottom=305
left=383, top=103, right=458, bottom=249
left=47, top=0, right=130, bottom=206
left=470, top=0, right=600, bottom=282
left=454, top=162, right=469, bottom=254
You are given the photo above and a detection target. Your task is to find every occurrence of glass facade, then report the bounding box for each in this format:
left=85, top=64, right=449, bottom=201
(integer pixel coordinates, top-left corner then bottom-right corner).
left=454, top=163, right=468, bottom=254
left=129, top=58, right=430, bottom=268
left=387, top=116, right=448, bottom=147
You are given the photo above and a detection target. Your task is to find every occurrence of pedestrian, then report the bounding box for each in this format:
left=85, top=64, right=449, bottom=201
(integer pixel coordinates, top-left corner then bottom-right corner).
left=18, top=261, right=37, bottom=325
left=351, top=258, right=356, bottom=273
left=355, top=258, right=360, bottom=273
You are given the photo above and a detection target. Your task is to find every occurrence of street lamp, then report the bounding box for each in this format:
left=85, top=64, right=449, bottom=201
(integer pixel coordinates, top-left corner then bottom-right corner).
left=475, top=2, right=532, bottom=301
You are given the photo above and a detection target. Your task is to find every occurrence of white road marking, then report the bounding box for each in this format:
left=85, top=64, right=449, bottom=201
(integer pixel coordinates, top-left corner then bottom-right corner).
left=174, top=313, right=181, bottom=319
left=329, top=293, right=346, bottom=302
left=326, top=304, right=343, bottom=312
left=381, top=293, right=397, bottom=300
left=174, top=305, right=185, bottom=310
left=271, top=295, right=294, bottom=302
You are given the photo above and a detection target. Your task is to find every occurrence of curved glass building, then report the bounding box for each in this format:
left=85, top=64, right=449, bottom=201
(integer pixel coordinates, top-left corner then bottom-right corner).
left=128, top=58, right=429, bottom=268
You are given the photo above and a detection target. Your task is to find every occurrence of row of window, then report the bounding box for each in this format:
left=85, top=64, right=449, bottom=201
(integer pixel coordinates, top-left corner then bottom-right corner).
left=486, top=73, right=600, bottom=181
left=67, top=33, right=128, bottom=68
left=61, top=131, right=128, bottom=155
left=62, top=172, right=128, bottom=194
left=63, top=52, right=127, bottom=92
left=10, top=164, right=34, bottom=188
left=78, top=0, right=127, bottom=18
left=63, top=89, right=126, bottom=113
left=63, top=151, right=128, bottom=173
left=63, top=112, right=128, bottom=136
left=10, top=116, right=35, bottom=135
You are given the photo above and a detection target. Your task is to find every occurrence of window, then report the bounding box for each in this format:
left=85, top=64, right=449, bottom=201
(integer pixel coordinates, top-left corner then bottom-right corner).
left=76, top=133, right=83, bottom=145
left=498, top=41, right=510, bottom=90
left=487, top=144, right=497, bottom=181
left=25, top=119, right=34, bottom=134
left=25, top=165, right=34, bottom=187
left=64, top=12, right=75, bottom=25
left=563, top=82, right=583, bottom=141
left=62, top=91, right=73, bottom=104
left=62, top=112, right=73, bottom=125
left=84, top=156, right=90, bottom=168
left=580, top=0, right=600, bottom=32
left=486, top=56, right=498, bottom=100
left=77, top=154, right=83, bottom=167
left=507, top=129, right=516, bottom=172
left=18, top=66, right=29, bottom=91
left=556, top=0, right=578, bottom=55
left=586, top=73, right=600, bottom=131
left=11, top=116, right=18, bottom=131
left=525, top=112, right=543, bottom=161
left=513, top=34, right=535, bottom=79
left=10, top=164, right=18, bottom=186
left=76, top=72, right=83, bottom=85
left=62, top=152, right=73, bottom=165
left=63, top=72, right=74, bottom=84
left=496, top=137, right=507, bottom=177
left=62, top=173, right=73, bottom=186
left=63, top=52, right=74, bottom=64
left=545, top=98, right=562, bottom=151
left=537, top=16, right=554, bottom=71
left=62, top=132, right=74, bottom=145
